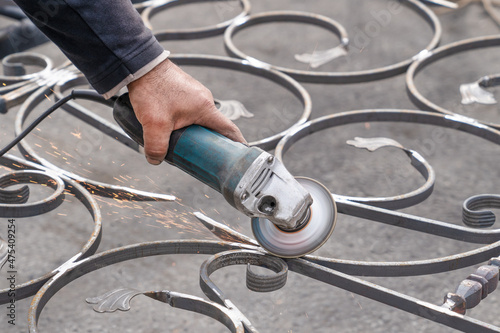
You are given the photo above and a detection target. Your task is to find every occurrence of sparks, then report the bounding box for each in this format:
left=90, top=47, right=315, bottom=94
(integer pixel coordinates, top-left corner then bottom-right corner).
left=112, top=177, right=124, bottom=183
left=70, top=130, right=82, bottom=139
left=32, top=134, right=48, bottom=142
left=45, top=151, right=58, bottom=158
left=44, top=94, right=51, bottom=101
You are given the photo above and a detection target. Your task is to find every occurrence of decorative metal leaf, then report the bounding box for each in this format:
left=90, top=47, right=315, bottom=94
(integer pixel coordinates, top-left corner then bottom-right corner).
left=295, top=45, right=347, bottom=68
left=346, top=137, right=404, bottom=152
left=0, top=235, right=8, bottom=270
left=460, top=82, right=497, bottom=105
left=215, top=99, right=254, bottom=121
left=85, top=288, right=143, bottom=313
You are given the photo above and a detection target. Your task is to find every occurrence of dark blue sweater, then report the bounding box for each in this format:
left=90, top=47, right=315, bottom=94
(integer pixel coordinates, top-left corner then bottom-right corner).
left=13, top=0, right=165, bottom=96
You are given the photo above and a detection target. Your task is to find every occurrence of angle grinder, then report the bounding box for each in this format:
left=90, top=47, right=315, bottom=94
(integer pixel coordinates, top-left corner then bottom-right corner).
left=113, top=93, right=336, bottom=257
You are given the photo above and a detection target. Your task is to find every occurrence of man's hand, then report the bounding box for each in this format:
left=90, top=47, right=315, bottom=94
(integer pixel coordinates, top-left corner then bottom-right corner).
left=127, top=58, right=246, bottom=165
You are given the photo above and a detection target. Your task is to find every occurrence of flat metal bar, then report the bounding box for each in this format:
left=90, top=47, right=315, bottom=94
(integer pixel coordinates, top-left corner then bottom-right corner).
left=287, top=258, right=500, bottom=333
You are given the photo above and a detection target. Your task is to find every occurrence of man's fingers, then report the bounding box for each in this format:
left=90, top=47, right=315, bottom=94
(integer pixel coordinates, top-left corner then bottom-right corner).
left=197, top=105, right=247, bottom=145
left=142, top=122, right=172, bottom=165
left=140, top=103, right=246, bottom=166
left=221, top=125, right=247, bottom=145
left=127, top=58, right=247, bottom=166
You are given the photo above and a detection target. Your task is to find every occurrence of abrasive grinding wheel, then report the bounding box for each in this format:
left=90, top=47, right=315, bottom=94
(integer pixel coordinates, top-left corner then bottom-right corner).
left=251, top=177, right=336, bottom=258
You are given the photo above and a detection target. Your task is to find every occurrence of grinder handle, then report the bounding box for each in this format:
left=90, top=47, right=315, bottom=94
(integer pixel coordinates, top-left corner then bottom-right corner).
left=112, top=93, right=262, bottom=206
left=112, top=93, right=186, bottom=164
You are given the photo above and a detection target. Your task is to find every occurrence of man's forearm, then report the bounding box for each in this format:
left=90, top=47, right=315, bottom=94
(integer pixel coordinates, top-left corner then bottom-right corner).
left=12, top=0, right=166, bottom=96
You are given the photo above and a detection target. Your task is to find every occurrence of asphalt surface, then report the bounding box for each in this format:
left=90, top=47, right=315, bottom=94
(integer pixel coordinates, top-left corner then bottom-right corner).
left=2, top=1, right=500, bottom=332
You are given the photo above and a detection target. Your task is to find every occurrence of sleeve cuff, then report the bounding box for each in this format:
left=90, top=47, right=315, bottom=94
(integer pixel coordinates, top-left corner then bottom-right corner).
left=101, top=50, right=170, bottom=99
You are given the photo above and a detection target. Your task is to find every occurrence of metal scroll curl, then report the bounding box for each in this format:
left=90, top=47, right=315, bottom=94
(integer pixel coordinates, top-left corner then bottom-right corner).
left=275, top=110, right=442, bottom=210
left=344, top=136, right=435, bottom=210
left=0, top=53, right=79, bottom=113
left=0, top=169, right=65, bottom=217
left=224, top=0, right=442, bottom=83
left=272, top=109, right=500, bottom=277
left=224, top=10, right=350, bottom=80
left=462, top=194, right=500, bottom=228
left=0, top=52, right=52, bottom=83
left=406, top=35, right=500, bottom=130
left=0, top=154, right=102, bottom=304
left=140, top=0, right=251, bottom=40
left=27, top=240, right=257, bottom=333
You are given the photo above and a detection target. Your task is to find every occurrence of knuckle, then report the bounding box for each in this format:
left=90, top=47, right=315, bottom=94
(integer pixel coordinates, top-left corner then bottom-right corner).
left=200, top=97, right=216, bottom=111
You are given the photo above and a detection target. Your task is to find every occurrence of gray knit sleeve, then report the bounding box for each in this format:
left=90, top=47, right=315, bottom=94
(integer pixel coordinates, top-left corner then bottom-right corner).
left=13, top=0, right=166, bottom=95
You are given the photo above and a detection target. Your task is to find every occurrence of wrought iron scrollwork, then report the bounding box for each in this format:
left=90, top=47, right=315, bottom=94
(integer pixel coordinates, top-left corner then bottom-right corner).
left=224, top=1, right=442, bottom=83
left=3, top=1, right=500, bottom=332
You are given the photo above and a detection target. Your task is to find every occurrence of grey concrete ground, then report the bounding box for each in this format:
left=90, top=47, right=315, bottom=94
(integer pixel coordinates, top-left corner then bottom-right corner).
left=2, top=0, right=500, bottom=332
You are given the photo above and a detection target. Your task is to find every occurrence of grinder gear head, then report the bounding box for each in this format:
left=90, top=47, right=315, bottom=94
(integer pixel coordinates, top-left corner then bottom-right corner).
left=251, top=177, right=336, bottom=258
left=232, top=152, right=314, bottom=231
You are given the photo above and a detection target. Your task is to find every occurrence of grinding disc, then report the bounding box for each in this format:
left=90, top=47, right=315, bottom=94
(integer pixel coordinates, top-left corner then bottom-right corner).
left=251, top=177, right=336, bottom=258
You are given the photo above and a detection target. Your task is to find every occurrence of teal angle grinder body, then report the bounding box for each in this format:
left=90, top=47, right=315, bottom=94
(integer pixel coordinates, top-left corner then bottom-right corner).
left=113, top=93, right=336, bottom=257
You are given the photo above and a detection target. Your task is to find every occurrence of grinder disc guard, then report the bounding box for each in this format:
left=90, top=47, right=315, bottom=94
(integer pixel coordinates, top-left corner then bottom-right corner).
left=251, top=177, right=336, bottom=258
